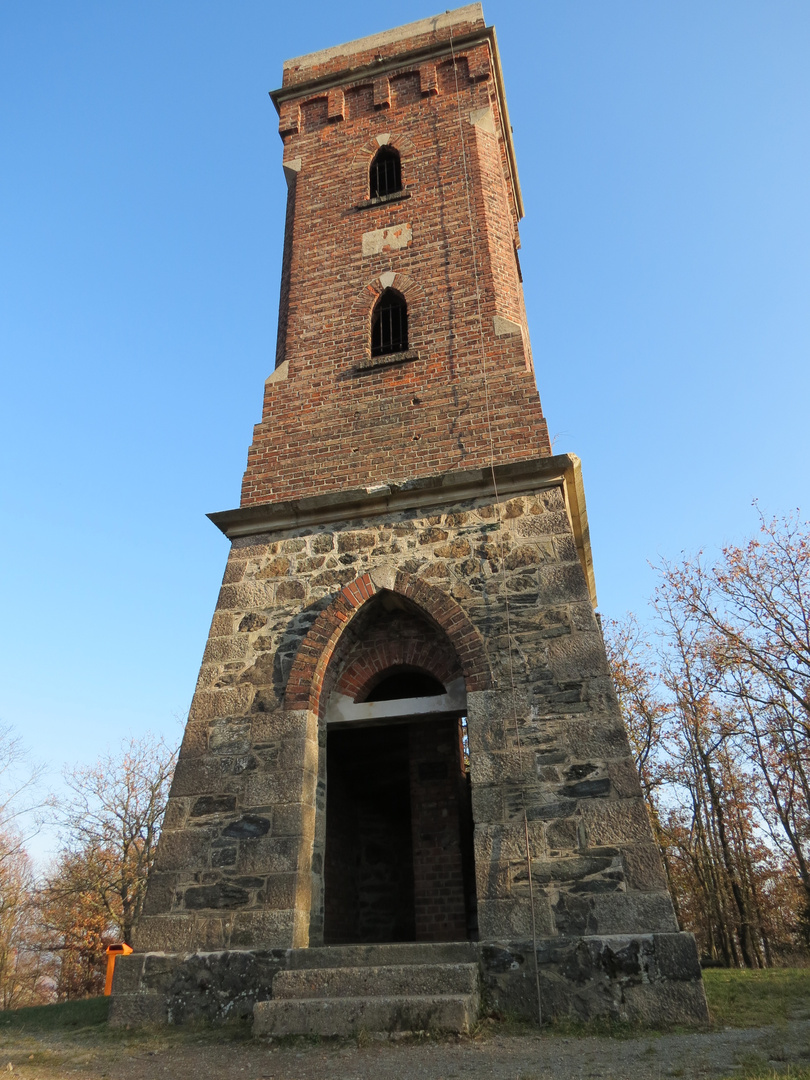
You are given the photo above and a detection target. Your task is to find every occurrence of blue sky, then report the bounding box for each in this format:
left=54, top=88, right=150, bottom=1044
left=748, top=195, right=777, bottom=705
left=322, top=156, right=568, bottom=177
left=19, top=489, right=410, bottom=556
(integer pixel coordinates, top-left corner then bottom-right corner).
left=2, top=2, right=809, bottom=861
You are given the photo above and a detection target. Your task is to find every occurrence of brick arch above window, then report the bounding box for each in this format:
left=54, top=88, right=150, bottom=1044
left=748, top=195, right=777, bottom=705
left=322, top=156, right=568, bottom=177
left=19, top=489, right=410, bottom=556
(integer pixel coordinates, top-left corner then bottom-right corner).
left=284, top=571, right=491, bottom=716
left=350, top=271, right=426, bottom=324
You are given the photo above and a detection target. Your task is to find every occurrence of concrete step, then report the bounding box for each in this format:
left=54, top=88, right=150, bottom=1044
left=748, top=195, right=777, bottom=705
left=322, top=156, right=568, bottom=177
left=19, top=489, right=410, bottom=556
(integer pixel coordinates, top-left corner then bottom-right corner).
left=274, top=962, right=479, bottom=1000
left=253, top=993, right=477, bottom=1037
left=285, top=941, right=479, bottom=970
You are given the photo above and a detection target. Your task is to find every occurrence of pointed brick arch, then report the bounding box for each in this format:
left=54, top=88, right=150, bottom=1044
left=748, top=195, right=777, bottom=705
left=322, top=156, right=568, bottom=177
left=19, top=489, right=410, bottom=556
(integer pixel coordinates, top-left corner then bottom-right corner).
left=284, top=572, right=491, bottom=715
left=350, top=271, right=426, bottom=323
left=349, top=131, right=416, bottom=204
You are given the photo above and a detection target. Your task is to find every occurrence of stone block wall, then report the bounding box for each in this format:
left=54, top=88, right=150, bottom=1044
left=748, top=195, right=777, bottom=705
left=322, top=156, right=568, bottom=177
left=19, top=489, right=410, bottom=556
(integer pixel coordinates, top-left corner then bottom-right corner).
left=136, top=466, right=676, bottom=955
left=110, top=931, right=708, bottom=1028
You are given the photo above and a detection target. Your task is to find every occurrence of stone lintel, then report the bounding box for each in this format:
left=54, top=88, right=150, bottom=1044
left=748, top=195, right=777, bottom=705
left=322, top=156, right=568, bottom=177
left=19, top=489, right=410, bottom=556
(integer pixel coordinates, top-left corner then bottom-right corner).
left=325, top=677, right=467, bottom=727
left=208, top=454, right=597, bottom=608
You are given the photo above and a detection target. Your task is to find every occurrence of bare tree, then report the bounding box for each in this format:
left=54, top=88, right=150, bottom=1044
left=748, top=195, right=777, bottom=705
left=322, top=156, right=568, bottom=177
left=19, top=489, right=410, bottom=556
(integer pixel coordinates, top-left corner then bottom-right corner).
left=605, top=586, right=803, bottom=967
left=661, top=508, right=810, bottom=936
left=0, top=723, right=49, bottom=865
left=51, top=733, right=177, bottom=947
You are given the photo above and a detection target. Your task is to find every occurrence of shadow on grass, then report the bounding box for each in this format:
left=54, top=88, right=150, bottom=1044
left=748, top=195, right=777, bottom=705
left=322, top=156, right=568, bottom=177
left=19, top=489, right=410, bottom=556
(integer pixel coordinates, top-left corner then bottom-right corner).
left=0, top=997, right=110, bottom=1032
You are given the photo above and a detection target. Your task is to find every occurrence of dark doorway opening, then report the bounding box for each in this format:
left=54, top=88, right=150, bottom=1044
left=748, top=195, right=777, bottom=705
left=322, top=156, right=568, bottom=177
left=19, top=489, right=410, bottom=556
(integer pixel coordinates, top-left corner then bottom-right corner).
left=324, top=724, right=415, bottom=945
left=323, top=716, right=477, bottom=945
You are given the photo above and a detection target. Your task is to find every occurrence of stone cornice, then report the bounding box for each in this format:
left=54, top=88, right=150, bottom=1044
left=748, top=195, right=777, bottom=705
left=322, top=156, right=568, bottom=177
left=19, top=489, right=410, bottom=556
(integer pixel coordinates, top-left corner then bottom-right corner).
left=208, top=453, right=597, bottom=608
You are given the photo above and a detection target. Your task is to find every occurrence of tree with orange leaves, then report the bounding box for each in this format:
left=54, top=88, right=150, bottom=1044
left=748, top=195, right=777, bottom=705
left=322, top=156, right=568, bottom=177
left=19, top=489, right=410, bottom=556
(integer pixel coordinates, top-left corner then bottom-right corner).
left=42, top=733, right=176, bottom=997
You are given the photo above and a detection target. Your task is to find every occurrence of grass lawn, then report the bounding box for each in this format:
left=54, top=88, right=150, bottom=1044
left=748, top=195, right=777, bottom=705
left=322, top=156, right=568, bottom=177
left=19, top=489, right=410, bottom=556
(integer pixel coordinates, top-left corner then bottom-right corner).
left=703, top=968, right=810, bottom=1028
left=0, top=997, right=110, bottom=1032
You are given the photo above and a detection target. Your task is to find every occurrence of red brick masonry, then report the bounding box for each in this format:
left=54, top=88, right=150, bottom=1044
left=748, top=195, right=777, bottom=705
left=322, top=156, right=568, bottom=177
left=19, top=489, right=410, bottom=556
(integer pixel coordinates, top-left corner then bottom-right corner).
left=240, top=12, right=551, bottom=507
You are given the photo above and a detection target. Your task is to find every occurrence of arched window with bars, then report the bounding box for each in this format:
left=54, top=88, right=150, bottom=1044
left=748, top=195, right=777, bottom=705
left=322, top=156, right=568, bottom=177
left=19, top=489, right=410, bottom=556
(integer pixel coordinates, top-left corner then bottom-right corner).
left=371, top=289, right=408, bottom=357
left=369, top=146, right=402, bottom=199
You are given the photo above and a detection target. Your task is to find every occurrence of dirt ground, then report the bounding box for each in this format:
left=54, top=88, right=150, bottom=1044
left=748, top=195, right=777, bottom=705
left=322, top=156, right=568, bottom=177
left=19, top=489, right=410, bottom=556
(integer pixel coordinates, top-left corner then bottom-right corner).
left=2, top=1017, right=810, bottom=1080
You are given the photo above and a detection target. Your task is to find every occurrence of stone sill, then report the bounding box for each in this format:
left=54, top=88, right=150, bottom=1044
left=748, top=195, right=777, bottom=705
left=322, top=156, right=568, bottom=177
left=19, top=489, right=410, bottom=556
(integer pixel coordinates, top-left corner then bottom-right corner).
left=355, top=190, right=412, bottom=211
left=353, top=349, right=419, bottom=372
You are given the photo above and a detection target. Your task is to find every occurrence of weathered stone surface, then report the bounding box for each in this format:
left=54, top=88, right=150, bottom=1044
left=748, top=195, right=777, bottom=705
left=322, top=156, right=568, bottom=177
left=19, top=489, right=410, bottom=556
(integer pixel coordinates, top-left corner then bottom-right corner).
left=222, top=814, right=271, bottom=839
left=154, top=830, right=212, bottom=868
left=272, top=802, right=316, bottom=838
left=229, top=908, right=298, bottom=948
left=622, top=980, right=710, bottom=1024
left=581, top=800, right=655, bottom=847
left=188, top=686, right=254, bottom=723
left=261, top=873, right=298, bottom=909
left=112, top=930, right=707, bottom=1028
left=242, top=769, right=309, bottom=807
left=234, top=836, right=302, bottom=875
left=209, top=719, right=252, bottom=755
left=622, top=843, right=670, bottom=892
left=133, top=914, right=227, bottom=953
left=211, top=846, right=237, bottom=867
left=110, top=954, right=145, bottom=994
left=251, top=710, right=310, bottom=743
left=139, top=873, right=177, bottom=916
left=553, top=892, right=678, bottom=936
left=481, top=933, right=708, bottom=1024
left=114, top=951, right=284, bottom=1025
left=108, top=993, right=166, bottom=1027
left=255, top=993, right=476, bottom=1037
left=527, top=855, right=613, bottom=884
left=560, top=717, right=630, bottom=758
left=559, top=777, right=611, bottom=800
left=607, top=758, right=644, bottom=799
left=470, top=749, right=535, bottom=786
left=190, top=794, right=237, bottom=817
left=474, top=821, right=546, bottom=865
left=178, top=723, right=209, bottom=758
left=655, top=931, right=704, bottom=981
left=470, top=783, right=505, bottom=823
left=478, top=897, right=553, bottom=938
left=546, top=633, right=610, bottom=682
left=203, top=636, right=250, bottom=664
left=182, top=883, right=251, bottom=910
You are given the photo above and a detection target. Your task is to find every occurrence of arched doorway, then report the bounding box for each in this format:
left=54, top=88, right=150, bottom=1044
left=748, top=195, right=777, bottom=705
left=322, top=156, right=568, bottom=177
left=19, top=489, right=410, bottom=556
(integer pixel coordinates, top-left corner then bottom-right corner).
left=320, top=594, right=477, bottom=945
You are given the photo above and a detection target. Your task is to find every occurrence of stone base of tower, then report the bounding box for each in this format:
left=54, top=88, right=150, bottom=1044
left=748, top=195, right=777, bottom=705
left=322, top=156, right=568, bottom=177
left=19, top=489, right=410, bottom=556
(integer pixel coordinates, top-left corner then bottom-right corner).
left=122, top=454, right=709, bottom=1031
left=109, top=933, right=708, bottom=1030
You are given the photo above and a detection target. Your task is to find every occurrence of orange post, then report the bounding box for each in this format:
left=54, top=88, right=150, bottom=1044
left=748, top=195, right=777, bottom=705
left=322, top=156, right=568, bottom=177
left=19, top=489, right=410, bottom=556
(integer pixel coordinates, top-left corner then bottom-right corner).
left=104, top=942, right=133, bottom=995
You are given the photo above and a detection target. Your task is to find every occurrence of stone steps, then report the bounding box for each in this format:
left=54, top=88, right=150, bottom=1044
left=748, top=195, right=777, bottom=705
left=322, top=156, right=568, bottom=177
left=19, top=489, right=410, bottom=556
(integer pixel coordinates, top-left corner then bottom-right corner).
left=253, top=992, right=477, bottom=1037
left=285, top=941, right=479, bottom=969
left=253, top=942, right=481, bottom=1037
left=275, top=961, right=479, bottom=999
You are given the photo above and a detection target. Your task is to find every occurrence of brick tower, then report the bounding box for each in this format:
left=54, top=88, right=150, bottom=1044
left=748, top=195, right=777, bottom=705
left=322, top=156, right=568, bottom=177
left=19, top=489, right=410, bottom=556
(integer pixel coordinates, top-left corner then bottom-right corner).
left=113, top=5, right=707, bottom=1029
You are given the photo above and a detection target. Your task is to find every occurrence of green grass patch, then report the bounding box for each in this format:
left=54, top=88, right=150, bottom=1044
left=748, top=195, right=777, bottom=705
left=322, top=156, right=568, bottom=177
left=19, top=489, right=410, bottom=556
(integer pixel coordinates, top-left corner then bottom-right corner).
left=0, top=997, right=110, bottom=1032
left=543, top=1013, right=640, bottom=1039
left=703, top=968, right=810, bottom=1028
left=717, top=1069, right=810, bottom=1080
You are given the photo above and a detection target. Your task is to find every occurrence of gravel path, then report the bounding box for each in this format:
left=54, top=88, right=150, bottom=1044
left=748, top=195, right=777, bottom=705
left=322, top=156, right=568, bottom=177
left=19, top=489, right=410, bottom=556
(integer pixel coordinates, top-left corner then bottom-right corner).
left=4, top=1020, right=810, bottom=1080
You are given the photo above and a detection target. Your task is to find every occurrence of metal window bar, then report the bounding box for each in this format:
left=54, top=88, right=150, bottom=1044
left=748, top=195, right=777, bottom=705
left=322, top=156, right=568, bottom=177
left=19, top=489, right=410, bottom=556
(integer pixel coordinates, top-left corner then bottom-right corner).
left=371, top=291, right=408, bottom=356
left=369, top=148, right=402, bottom=199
